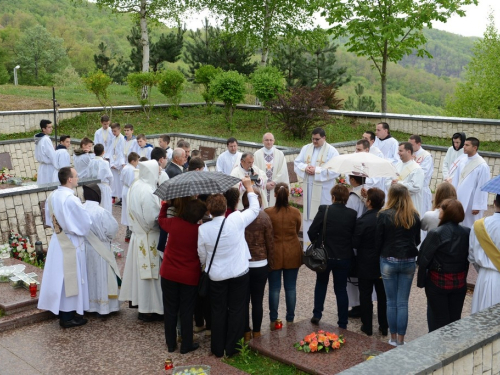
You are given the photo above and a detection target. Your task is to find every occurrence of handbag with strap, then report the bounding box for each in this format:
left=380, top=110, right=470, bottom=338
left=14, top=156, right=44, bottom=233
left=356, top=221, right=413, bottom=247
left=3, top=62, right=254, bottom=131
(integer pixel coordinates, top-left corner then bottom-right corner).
left=198, top=218, right=226, bottom=297
left=303, top=206, right=329, bottom=273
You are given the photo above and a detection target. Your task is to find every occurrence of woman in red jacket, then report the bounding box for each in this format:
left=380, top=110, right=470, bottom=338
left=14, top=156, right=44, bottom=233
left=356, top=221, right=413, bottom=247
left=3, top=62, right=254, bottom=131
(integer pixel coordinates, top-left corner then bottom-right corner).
left=159, top=199, right=207, bottom=354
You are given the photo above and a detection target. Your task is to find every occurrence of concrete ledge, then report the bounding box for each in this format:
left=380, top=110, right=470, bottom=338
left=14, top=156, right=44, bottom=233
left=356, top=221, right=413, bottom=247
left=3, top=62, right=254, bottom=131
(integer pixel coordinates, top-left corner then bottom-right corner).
left=339, top=303, right=500, bottom=375
left=0, top=178, right=100, bottom=198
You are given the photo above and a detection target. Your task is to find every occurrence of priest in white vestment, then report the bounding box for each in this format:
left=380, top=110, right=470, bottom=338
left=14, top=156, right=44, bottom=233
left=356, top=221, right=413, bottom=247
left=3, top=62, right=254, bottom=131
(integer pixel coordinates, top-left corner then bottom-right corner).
left=216, top=137, right=242, bottom=175
left=253, top=133, right=290, bottom=206
left=38, top=167, right=92, bottom=328
left=442, top=132, right=465, bottom=180
left=52, top=136, right=72, bottom=183
left=120, top=160, right=164, bottom=318
left=373, top=123, right=399, bottom=165
left=294, top=128, right=339, bottom=251
left=450, top=138, right=490, bottom=228
left=109, top=124, right=126, bottom=202
left=231, top=152, right=267, bottom=209
left=34, top=120, right=57, bottom=185
left=469, top=196, right=500, bottom=314
left=387, top=142, right=425, bottom=217
left=409, top=135, right=434, bottom=214
left=94, top=116, right=113, bottom=160
left=88, top=144, right=114, bottom=213
left=82, top=184, right=120, bottom=315
left=73, top=138, right=95, bottom=180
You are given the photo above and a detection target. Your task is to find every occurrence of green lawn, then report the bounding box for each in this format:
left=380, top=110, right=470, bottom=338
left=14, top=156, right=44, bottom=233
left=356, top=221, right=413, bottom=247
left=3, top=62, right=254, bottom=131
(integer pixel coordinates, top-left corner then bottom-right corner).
left=1, top=105, right=499, bottom=153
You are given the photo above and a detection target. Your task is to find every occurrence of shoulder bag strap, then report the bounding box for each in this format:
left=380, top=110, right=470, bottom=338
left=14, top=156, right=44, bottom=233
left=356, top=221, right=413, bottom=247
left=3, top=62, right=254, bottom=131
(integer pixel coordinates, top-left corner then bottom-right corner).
left=321, top=206, right=329, bottom=246
left=206, top=218, right=227, bottom=276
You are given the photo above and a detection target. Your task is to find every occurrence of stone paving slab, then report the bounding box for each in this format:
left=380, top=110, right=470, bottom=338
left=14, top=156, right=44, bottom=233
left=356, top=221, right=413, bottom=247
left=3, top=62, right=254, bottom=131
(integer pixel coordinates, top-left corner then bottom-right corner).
left=249, top=320, right=393, bottom=375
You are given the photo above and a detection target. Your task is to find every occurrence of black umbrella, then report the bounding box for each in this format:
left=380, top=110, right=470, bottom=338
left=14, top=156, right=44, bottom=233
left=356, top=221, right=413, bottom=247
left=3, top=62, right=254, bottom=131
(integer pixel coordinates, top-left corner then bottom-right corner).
left=154, top=171, right=242, bottom=201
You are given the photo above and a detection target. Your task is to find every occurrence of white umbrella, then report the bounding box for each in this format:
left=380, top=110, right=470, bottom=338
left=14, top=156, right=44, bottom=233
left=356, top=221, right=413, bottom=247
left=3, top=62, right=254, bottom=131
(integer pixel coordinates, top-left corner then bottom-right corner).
left=322, top=152, right=398, bottom=178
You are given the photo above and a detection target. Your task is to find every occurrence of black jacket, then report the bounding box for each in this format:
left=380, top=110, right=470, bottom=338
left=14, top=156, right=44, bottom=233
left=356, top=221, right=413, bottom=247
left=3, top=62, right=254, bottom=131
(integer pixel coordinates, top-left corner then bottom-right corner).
left=308, top=203, right=357, bottom=260
left=417, top=222, right=470, bottom=288
left=352, top=208, right=381, bottom=279
left=165, top=162, right=183, bottom=179
left=375, top=209, right=421, bottom=259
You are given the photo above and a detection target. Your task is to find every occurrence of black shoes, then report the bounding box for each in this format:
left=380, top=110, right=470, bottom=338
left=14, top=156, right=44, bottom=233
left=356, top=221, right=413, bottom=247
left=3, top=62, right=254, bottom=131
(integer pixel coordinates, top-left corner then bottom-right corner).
left=138, top=313, right=164, bottom=322
left=348, top=306, right=361, bottom=318
left=360, top=325, right=373, bottom=336
left=60, top=316, right=88, bottom=328
left=379, top=326, right=388, bottom=336
left=168, top=345, right=177, bottom=353
left=180, top=343, right=199, bottom=354
left=114, top=199, right=122, bottom=206
left=310, top=317, right=320, bottom=325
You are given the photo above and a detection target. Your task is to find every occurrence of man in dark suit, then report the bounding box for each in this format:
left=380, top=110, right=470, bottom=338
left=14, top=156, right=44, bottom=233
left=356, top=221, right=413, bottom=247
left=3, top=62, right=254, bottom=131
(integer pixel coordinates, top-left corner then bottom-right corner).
left=165, top=148, right=186, bottom=179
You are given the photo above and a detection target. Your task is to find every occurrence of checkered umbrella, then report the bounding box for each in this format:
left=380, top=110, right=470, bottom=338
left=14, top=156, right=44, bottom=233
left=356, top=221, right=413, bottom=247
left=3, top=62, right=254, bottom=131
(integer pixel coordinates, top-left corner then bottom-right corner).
left=154, top=171, right=242, bottom=201
left=480, top=175, right=500, bottom=194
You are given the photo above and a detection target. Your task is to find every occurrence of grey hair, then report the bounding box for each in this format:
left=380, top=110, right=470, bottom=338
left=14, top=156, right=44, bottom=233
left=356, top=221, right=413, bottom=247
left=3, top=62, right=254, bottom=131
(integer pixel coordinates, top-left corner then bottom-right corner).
left=241, top=152, right=254, bottom=160
left=172, top=147, right=185, bottom=160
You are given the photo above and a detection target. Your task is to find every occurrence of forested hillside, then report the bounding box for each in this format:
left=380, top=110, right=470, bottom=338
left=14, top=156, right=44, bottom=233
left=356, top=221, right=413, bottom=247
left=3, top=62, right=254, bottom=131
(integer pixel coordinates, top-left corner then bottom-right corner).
left=0, top=0, right=480, bottom=116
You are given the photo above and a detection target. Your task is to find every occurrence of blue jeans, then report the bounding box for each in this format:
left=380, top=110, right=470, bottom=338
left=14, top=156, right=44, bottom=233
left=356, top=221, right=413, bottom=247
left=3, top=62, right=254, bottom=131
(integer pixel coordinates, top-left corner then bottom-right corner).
left=380, top=257, right=416, bottom=336
left=313, top=258, right=351, bottom=329
left=268, top=268, right=299, bottom=322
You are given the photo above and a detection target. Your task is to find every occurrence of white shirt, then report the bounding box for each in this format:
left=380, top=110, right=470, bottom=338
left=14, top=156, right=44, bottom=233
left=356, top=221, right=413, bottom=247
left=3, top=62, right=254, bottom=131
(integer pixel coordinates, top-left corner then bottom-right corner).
left=388, top=159, right=425, bottom=216
left=442, top=146, right=464, bottom=180
left=198, top=192, right=259, bottom=281
left=373, top=136, right=399, bottom=165
left=369, top=145, right=384, bottom=159
left=94, top=127, right=114, bottom=159
left=216, top=150, right=242, bottom=175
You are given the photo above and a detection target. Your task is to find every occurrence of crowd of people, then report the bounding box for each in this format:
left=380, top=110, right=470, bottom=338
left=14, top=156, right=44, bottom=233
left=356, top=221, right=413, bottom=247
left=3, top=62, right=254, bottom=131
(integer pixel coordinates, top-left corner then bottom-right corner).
left=34, top=116, right=500, bottom=357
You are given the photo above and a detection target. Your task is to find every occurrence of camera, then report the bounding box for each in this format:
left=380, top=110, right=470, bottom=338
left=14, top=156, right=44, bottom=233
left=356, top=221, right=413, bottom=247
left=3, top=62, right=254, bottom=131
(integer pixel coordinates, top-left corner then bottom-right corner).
left=249, top=168, right=261, bottom=183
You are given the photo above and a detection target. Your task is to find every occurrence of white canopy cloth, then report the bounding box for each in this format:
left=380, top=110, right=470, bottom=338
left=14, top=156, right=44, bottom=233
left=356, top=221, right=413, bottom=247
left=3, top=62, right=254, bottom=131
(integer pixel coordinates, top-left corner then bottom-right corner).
left=322, top=152, right=398, bottom=178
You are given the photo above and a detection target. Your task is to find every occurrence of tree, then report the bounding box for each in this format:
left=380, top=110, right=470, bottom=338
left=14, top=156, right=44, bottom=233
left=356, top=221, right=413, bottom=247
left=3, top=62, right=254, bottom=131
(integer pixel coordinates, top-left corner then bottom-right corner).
left=183, top=20, right=258, bottom=79
left=204, top=0, right=318, bottom=66
left=127, top=25, right=184, bottom=72
left=323, top=0, right=478, bottom=113
left=127, top=71, right=158, bottom=118
left=83, top=70, right=113, bottom=115
left=446, top=14, right=500, bottom=119
left=14, top=24, right=69, bottom=84
left=94, top=42, right=115, bottom=75
left=344, top=83, right=377, bottom=112
left=158, top=70, right=185, bottom=118
left=93, top=0, right=192, bottom=73
left=209, top=70, right=247, bottom=129
left=194, top=64, right=222, bottom=108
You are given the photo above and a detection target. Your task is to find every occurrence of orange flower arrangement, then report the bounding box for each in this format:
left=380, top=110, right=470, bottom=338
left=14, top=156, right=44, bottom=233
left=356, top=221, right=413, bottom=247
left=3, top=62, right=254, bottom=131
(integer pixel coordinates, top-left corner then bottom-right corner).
left=294, top=330, right=345, bottom=353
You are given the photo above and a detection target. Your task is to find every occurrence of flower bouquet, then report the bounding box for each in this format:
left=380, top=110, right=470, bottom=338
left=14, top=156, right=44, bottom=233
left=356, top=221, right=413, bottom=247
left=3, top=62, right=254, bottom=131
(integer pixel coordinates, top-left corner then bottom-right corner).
left=335, top=174, right=351, bottom=188
left=290, top=184, right=303, bottom=197
left=0, top=167, right=12, bottom=184
left=294, top=330, right=345, bottom=353
left=0, top=243, right=10, bottom=259
left=8, top=231, right=36, bottom=263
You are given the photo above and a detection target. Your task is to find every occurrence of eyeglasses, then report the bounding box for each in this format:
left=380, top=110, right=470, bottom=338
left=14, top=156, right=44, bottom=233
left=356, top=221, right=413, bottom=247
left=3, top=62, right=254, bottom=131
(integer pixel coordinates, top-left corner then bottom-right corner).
left=312, top=137, right=322, bottom=141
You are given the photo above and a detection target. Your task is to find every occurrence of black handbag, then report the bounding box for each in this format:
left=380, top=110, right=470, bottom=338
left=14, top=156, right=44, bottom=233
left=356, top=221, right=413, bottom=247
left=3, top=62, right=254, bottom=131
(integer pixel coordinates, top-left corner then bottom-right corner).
left=198, top=218, right=226, bottom=297
left=303, top=206, right=329, bottom=273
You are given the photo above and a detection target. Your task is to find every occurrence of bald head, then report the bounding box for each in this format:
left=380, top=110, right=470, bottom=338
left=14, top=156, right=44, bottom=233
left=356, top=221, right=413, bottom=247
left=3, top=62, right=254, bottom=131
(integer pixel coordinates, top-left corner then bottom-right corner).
left=263, top=133, right=275, bottom=150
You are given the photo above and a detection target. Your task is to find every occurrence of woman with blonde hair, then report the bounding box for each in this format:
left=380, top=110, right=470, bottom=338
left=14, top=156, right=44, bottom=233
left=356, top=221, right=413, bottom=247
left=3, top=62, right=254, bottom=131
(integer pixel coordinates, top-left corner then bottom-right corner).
left=421, top=182, right=457, bottom=232
left=375, top=184, right=421, bottom=346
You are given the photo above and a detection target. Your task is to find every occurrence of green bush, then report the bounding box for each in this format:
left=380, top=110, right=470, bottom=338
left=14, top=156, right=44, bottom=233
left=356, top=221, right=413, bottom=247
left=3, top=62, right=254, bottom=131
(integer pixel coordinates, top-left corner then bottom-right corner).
left=251, top=66, right=285, bottom=105
left=127, top=71, right=158, bottom=118
left=82, top=70, right=113, bottom=115
left=158, top=70, right=185, bottom=117
left=209, top=70, right=247, bottom=129
left=195, top=65, right=221, bottom=108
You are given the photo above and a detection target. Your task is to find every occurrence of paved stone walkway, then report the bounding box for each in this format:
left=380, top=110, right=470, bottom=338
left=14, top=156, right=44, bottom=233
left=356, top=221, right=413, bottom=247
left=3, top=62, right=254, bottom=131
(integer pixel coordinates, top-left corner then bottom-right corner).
left=0, top=204, right=482, bottom=374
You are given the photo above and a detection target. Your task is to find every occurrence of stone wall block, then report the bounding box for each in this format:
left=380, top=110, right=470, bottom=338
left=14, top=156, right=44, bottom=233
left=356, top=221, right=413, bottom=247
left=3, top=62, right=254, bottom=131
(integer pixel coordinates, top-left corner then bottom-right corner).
left=484, top=343, right=493, bottom=372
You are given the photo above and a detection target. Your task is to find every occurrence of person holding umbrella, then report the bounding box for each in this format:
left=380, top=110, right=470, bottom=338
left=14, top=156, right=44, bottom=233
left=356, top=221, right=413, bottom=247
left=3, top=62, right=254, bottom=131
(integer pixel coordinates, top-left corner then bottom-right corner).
left=197, top=176, right=259, bottom=358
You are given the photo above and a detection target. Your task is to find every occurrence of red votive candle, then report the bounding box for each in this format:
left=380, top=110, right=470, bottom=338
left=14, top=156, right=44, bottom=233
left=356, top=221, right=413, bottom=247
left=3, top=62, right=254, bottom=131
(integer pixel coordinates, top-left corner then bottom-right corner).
left=29, top=282, right=37, bottom=298
left=275, top=319, right=283, bottom=330
left=164, top=359, right=173, bottom=370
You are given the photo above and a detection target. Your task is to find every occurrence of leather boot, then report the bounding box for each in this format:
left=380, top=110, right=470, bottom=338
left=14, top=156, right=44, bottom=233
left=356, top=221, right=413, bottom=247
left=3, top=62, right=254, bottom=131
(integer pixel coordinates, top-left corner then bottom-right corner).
left=244, top=331, right=252, bottom=343
left=252, top=331, right=261, bottom=339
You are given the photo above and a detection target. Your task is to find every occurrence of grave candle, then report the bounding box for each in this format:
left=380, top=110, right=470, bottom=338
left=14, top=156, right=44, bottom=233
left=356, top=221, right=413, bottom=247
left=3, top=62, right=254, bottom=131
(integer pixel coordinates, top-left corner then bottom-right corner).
left=164, top=359, right=173, bottom=370
left=29, top=282, right=37, bottom=298
left=275, top=319, right=283, bottom=330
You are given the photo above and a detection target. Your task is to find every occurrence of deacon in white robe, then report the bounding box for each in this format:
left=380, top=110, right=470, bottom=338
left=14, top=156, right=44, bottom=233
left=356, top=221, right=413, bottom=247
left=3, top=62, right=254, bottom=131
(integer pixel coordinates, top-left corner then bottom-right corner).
left=469, top=209, right=500, bottom=314
left=442, top=132, right=465, bottom=180
left=413, top=145, right=434, bottom=214
left=294, top=130, right=339, bottom=251
left=119, top=160, right=163, bottom=315
left=387, top=143, right=425, bottom=217
left=52, top=144, right=71, bottom=183
left=38, top=169, right=92, bottom=325
left=231, top=152, right=268, bottom=210
left=109, top=130, right=126, bottom=199
left=373, top=123, right=399, bottom=165
left=34, top=126, right=57, bottom=185
left=217, top=139, right=242, bottom=175
left=451, top=153, right=490, bottom=228
left=88, top=152, right=114, bottom=213
left=254, top=133, right=290, bottom=206
left=362, top=131, right=385, bottom=159
left=94, top=124, right=113, bottom=160
left=83, top=185, right=120, bottom=315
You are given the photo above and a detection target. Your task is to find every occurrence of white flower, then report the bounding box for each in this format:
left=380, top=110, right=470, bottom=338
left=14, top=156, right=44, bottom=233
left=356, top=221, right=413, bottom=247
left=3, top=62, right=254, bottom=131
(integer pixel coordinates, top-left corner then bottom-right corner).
left=17, top=245, right=22, bottom=251
left=27, top=247, right=34, bottom=254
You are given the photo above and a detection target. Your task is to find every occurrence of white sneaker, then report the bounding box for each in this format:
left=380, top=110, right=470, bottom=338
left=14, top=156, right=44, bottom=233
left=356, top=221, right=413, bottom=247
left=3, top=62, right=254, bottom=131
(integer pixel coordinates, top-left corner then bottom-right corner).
left=397, top=341, right=407, bottom=346
left=388, top=339, right=397, bottom=347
